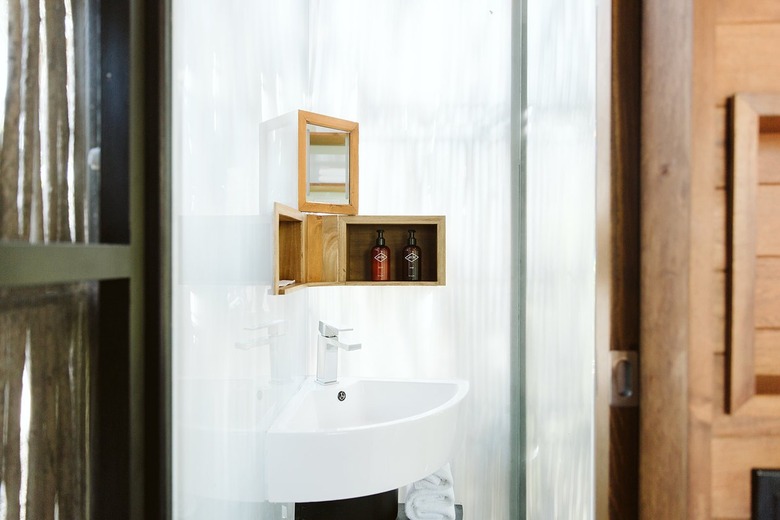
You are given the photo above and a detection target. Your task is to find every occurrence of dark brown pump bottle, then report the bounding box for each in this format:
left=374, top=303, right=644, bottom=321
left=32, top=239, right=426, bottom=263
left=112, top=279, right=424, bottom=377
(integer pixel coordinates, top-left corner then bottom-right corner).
left=402, top=229, right=421, bottom=281
left=371, top=229, right=390, bottom=281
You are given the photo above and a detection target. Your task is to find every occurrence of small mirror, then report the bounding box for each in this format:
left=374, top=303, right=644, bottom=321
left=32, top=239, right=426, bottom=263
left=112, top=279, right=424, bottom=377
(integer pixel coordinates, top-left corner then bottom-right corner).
left=298, top=110, right=359, bottom=215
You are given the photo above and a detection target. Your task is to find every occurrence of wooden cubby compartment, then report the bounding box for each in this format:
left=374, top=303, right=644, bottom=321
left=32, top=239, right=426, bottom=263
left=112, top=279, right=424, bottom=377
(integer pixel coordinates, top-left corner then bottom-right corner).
left=273, top=203, right=445, bottom=293
left=274, top=203, right=305, bottom=294
left=340, top=216, right=445, bottom=284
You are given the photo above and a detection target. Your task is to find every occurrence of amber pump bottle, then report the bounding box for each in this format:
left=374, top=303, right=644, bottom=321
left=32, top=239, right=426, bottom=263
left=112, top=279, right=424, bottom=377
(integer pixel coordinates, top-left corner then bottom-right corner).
left=402, top=229, right=421, bottom=281
left=371, top=229, right=390, bottom=281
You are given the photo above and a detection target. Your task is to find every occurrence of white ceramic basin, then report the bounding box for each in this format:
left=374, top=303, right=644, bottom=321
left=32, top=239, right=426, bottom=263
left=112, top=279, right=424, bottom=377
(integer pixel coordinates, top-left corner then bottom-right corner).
left=266, top=376, right=469, bottom=503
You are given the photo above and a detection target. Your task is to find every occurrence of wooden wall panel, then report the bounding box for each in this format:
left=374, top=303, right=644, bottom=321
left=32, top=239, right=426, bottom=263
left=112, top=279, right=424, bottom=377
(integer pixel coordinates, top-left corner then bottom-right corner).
left=756, top=185, right=780, bottom=255
left=699, top=2, right=780, bottom=518
left=755, top=330, right=780, bottom=376
left=715, top=24, right=780, bottom=105
left=758, top=132, right=780, bottom=183
left=717, top=0, right=780, bottom=24
left=642, top=0, right=780, bottom=516
left=754, top=257, right=780, bottom=328
left=712, top=436, right=780, bottom=519
left=713, top=353, right=780, bottom=435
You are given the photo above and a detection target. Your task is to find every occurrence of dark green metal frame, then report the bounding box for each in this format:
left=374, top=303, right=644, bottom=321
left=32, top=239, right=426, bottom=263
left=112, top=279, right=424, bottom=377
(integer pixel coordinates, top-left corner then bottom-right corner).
left=0, top=0, right=171, bottom=518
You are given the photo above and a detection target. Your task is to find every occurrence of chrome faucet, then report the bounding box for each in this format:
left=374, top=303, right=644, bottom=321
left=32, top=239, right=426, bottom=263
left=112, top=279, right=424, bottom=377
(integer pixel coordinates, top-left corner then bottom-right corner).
left=316, top=321, right=361, bottom=385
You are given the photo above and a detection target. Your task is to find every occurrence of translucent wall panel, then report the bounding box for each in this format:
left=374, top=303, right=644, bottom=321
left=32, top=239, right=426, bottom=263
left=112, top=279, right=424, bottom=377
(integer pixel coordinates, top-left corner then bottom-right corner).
left=524, top=0, right=597, bottom=518
left=306, top=1, right=512, bottom=517
left=172, top=2, right=311, bottom=519
left=173, top=0, right=513, bottom=518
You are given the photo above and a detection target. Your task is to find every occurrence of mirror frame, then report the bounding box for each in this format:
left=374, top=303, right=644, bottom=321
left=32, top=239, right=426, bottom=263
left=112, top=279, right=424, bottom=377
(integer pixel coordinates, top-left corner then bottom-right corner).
left=298, top=110, right=359, bottom=215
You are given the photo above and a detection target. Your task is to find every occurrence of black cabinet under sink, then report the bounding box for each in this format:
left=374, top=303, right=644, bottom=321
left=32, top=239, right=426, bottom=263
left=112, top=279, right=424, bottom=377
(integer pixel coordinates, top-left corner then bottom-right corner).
left=294, top=490, right=465, bottom=520
left=295, top=489, right=398, bottom=520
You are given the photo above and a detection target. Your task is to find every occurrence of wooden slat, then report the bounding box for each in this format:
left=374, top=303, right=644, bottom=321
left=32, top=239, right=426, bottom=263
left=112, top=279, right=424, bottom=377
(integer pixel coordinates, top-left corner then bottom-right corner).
left=712, top=436, right=780, bottom=519
left=712, top=270, right=727, bottom=354
left=640, top=0, right=692, bottom=516
left=756, top=185, right=780, bottom=255
left=305, top=216, right=324, bottom=282
left=715, top=24, right=780, bottom=105
left=754, top=257, right=780, bottom=328
left=321, top=216, right=340, bottom=282
left=714, top=353, right=780, bottom=435
left=733, top=394, right=780, bottom=416
left=714, top=107, right=728, bottom=189
left=758, top=131, right=780, bottom=184
left=689, top=1, right=718, bottom=516
left=760, top=116, right=780, bottom=133
left=717, top=0, right=780, bottom=24
left=713, top=189, right=727, bottom=272
left=756, top=374, right=780, bottom=394
left=730, top=94, right=760, bottom=412
left=305, top=215, right=340, bottom=283
left=755, top=329, right=780, bottom=376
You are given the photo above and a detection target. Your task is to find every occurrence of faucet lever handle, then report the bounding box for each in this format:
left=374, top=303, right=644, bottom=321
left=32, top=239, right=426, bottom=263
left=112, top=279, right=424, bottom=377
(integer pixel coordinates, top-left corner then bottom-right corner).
left=340, top=340, right=362, bottom=351
left=318, top=321, right=353, bottom=337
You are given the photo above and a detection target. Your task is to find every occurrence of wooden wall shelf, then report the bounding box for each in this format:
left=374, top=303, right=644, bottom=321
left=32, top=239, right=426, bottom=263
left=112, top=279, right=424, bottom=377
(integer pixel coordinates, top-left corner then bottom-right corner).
left=273, top=203, right=445, bottom=294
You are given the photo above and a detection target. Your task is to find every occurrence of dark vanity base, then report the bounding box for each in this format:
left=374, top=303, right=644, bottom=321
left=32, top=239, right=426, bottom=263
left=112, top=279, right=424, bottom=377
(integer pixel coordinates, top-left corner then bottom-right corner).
left=295, top=489, right=399, bottom=520
left=398, top=503, right=464, bottom=519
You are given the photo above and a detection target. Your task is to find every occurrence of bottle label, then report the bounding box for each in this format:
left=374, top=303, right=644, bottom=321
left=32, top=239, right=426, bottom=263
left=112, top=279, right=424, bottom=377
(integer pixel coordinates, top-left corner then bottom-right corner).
left=404, top=252, right=419, bottom=263
left=374, top=252, right=388, bottom=262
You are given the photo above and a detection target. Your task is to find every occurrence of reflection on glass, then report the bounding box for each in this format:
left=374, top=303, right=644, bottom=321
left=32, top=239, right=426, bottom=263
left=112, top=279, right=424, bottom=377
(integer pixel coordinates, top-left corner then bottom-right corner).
left=298, top=110, right=358, bottom=215
left=306, top=125, right=349, bottom=205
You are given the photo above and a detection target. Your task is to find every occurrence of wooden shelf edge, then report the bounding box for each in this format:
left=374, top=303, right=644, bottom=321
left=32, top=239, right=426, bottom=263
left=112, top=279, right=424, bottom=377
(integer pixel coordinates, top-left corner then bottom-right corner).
left=279, top=281, right=445, bottom=293
left=275, top=202, right=305, bottom=222
left=344, top=281, right=444, bottom=286
left=277, top=282, right=307, bottom=295
left=340, top=215, right=445, bottom=224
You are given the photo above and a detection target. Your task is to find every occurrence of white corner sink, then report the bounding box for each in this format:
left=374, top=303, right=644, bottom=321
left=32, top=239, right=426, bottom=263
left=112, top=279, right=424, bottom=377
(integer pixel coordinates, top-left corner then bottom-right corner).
left=266, top=376, right=469, bottom=503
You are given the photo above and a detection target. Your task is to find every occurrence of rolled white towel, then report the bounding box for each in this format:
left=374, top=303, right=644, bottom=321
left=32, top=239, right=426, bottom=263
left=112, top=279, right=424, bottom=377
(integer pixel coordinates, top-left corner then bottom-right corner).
left=405, top=464, right=456, bottom=520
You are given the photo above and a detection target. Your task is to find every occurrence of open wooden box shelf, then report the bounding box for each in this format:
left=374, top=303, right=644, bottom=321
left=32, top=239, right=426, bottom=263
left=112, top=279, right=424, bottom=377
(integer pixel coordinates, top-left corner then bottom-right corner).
left=342, top=218, right=442, bottom=283
left=273, top=203, right=445, bottom=294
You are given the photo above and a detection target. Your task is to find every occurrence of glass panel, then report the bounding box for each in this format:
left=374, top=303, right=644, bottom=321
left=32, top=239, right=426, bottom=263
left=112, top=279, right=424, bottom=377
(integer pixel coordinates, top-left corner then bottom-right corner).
left=173, top=1, right=512, bottom=519
left=524, top=0, right=597, bottom=517
left=0, top=0, right=100, bottom=244
left=305, top=2, right=512, bottom=516
left=0, top=282, right=95, bottom=519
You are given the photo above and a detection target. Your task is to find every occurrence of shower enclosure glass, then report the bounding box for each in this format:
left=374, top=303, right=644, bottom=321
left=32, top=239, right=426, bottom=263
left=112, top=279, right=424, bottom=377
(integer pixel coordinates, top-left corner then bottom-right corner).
left=171, top=0, right=599, bottom=518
